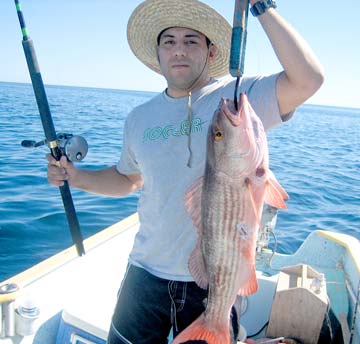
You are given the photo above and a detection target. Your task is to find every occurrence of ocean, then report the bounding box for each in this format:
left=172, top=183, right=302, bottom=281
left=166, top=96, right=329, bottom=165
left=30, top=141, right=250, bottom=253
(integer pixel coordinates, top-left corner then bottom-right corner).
left=0, top=81, right=359, bottom=282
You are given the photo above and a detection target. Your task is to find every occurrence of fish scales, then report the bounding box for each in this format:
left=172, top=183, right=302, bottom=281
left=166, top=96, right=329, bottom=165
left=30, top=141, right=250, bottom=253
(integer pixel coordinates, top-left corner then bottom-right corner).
left=203, top=176, right=246, bottom=322
left=210, top=177, right=257, bottom=294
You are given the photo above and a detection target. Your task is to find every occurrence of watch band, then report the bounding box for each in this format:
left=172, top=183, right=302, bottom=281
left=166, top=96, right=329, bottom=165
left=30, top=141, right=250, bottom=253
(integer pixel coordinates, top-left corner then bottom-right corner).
left=250, top=0, right=277, bottom=17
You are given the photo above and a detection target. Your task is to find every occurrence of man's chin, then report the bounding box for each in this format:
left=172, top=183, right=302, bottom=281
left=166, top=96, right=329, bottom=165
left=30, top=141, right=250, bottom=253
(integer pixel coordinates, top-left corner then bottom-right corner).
left=168, top=79, right=195, bottom=92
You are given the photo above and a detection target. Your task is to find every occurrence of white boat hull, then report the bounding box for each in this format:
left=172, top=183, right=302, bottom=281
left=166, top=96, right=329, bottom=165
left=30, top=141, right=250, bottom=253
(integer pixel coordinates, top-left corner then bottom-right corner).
left=1, top=213, right=359, bottom=344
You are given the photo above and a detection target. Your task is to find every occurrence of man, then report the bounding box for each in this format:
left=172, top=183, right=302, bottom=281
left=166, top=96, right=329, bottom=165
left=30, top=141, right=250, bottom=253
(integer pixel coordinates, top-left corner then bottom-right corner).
left=47, top=0, right=324, bottom=343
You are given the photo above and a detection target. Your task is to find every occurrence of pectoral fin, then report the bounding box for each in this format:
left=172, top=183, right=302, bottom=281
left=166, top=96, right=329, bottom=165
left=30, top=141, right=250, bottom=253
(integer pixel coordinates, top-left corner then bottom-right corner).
left=265, top=172, right=289, bottom=209
left=185, top=176, right=204, bottom=232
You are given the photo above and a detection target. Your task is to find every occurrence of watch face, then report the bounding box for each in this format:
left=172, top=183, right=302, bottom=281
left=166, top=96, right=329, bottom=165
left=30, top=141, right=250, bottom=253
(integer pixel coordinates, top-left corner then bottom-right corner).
left=264, top=0, right=277, bottom=9
left=251, top=0, right=276, bottom=16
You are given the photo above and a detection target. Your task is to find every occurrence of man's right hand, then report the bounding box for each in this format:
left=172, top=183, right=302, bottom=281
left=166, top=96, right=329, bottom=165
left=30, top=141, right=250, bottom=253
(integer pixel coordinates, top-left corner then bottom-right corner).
left=46, top=154, right=77, bottom=187
left=47, top=154, right=142, bottom=196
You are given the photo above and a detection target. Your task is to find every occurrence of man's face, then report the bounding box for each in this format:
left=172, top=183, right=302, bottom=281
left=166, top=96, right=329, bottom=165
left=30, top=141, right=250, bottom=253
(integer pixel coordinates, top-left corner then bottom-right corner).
left=157, top=27, right=216, bottom=96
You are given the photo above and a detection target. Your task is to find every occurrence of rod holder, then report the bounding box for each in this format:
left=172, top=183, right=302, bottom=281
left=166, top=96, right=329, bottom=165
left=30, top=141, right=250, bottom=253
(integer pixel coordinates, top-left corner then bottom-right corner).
left=0, top=283, right=20, bottom=338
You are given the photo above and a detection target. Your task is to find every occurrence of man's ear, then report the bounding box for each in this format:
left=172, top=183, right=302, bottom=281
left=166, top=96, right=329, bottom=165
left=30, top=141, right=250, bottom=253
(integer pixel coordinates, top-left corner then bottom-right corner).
left=209, top=43, right=217, bottom=61
left=156, top=47, right=160, bottom=62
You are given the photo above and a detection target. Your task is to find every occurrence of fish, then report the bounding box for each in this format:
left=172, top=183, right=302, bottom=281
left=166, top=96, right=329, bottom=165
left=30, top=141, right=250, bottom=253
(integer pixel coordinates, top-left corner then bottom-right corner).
left=172, top=94, right=289, bottom=344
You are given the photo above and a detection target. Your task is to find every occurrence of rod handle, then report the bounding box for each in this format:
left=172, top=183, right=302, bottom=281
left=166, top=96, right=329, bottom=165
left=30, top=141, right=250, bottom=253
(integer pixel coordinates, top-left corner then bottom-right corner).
left=229, top=0, right=249, bottom=77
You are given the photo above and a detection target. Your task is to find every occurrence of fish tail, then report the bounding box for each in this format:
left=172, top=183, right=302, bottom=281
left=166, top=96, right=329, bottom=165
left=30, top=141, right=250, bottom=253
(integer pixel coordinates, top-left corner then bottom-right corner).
left=172, top=314, right=230, bottom=344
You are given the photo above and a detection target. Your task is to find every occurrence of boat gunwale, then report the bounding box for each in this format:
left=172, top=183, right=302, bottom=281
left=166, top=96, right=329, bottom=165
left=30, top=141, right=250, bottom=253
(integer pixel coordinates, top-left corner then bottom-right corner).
left=317, top=229, right=360, bottom=275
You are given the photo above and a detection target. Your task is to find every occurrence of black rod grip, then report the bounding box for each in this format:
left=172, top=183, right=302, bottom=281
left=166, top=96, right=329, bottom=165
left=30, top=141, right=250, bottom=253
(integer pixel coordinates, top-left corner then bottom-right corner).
left=52, top=145, right=85, bottom=256
left=60, top=182, right=85, bottom=255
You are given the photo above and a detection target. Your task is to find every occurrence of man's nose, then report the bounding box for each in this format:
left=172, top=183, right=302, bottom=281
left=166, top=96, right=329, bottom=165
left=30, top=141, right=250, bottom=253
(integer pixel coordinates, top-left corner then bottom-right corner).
left=173, top=43, right=187, bottom=57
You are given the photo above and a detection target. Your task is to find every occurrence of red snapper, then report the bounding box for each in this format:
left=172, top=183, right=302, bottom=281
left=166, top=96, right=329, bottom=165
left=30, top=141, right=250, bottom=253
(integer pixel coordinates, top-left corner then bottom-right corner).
left=173, top=94, right=289, bottom=344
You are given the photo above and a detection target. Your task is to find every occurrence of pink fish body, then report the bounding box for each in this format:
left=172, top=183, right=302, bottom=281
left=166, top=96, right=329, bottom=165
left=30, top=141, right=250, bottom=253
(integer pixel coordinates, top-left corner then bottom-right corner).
left=172, top=94, right=289, bottom=344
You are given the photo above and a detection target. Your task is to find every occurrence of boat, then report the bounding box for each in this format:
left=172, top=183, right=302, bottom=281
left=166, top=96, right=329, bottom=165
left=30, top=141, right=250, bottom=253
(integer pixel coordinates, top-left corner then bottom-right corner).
left=0, top=211, right=359, bottom=344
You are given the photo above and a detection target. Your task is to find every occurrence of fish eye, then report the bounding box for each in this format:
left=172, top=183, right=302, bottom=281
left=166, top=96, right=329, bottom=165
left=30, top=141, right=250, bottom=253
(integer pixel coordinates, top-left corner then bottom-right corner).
left=214, top=129, right=224, bottom=141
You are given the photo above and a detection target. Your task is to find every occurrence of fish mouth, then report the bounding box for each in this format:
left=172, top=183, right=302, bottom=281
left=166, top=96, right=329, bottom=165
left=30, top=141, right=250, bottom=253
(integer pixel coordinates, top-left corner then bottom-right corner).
left=221, top=98, right=242, bottom=126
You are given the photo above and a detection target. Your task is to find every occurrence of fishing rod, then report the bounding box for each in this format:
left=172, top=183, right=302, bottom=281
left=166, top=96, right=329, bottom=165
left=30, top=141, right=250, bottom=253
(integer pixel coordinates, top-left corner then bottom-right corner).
left=229, top=0, right=249, bottom=110
left=14, top=0, right=85, bottom=256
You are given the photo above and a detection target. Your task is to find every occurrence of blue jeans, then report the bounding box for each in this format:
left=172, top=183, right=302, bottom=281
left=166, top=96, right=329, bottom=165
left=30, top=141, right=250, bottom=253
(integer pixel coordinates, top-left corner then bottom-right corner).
left=107, top=265, right=240, bottom=344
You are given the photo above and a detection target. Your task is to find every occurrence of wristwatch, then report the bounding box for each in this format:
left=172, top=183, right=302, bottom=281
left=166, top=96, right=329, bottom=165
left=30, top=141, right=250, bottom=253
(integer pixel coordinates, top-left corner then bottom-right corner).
left=250, top=0, right=277, bottom=17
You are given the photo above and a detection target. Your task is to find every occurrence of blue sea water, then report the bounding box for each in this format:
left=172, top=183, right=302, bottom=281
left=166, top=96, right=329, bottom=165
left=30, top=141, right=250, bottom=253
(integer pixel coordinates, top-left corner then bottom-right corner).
left=0, top=81, right=359, bottom=282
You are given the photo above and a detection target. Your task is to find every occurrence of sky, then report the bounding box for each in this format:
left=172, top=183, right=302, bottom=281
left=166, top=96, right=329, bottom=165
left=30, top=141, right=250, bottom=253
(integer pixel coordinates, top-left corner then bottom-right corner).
left=0, top=0, right=359, bottom=109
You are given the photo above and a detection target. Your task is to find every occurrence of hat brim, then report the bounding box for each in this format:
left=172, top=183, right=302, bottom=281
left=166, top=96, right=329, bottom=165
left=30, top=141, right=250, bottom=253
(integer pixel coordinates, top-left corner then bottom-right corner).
left=127, top=0, right=232, bottom=78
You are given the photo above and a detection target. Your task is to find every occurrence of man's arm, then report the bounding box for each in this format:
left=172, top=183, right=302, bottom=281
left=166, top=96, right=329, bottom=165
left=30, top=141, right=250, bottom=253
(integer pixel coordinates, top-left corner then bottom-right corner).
left=47, top=155, right=143, bottom=197
left=250, top=2, right=325, bottom=115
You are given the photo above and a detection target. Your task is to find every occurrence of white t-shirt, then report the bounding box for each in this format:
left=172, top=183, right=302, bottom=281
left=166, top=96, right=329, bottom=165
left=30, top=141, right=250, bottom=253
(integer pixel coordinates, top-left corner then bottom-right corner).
left=117, top=74, right=285, bottom=281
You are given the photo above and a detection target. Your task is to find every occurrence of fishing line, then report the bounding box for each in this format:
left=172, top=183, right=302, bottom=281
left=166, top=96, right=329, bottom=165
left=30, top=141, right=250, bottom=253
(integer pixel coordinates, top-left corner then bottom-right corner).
left=268, top=230, right=279, bottom=270
left=234, top=76, right=241, bottom=111
left=187, top=91, right=194, bottom=168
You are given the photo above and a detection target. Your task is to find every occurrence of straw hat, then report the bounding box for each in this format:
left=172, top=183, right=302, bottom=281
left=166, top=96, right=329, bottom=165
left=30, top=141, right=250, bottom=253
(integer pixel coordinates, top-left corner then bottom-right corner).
left=127, top=0, right=232, bottom=78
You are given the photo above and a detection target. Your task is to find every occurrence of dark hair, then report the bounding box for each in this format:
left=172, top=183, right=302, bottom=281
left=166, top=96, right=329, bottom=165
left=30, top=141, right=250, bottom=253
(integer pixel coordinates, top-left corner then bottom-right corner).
left=157, top=28, right=212, bottom=47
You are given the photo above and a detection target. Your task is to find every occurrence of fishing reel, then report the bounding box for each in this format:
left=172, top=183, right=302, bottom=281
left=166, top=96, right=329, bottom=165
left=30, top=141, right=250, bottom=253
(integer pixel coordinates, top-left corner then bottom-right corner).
left=21, top=133, right=88, bottom=162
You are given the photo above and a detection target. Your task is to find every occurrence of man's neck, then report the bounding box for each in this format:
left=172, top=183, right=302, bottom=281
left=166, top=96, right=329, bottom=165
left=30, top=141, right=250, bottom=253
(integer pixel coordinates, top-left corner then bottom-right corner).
left=166, top=77, right=211, bottom=98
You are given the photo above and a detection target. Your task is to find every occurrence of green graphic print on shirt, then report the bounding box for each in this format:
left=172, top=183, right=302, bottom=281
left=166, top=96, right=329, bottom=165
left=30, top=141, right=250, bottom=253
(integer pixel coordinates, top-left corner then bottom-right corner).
left=142, top=117, right=207, bottom=142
